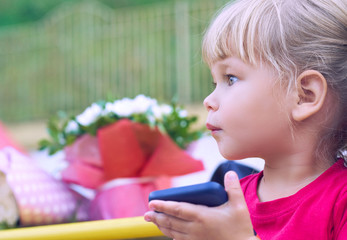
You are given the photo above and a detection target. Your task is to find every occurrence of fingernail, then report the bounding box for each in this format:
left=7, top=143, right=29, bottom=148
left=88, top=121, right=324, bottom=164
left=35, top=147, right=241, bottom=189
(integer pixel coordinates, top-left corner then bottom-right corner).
left=227, top=171, right=238, bottom=180
left=149, top=205, right=155, bottom=211
left=144, top=213, right=151, bottom=222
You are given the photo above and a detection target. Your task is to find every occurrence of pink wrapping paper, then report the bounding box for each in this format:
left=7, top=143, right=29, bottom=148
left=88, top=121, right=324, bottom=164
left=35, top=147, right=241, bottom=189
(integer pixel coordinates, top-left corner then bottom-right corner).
left=62, top=134, right=104, bottom=189
left=62, top=119, right=204, bottom=220
left=89, top=179, right=156, bottom=220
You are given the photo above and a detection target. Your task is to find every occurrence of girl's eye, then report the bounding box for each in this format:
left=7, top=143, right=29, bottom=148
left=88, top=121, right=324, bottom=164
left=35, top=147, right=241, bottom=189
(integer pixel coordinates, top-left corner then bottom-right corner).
left=226, top=74, right=239, bottom=86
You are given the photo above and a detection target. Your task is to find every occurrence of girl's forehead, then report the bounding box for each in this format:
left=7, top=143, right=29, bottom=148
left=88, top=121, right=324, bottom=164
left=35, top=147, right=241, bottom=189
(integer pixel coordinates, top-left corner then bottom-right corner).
left=211, top=56, right=268, bottom=76
left=212, top=57, right=249, bottom=70
left=212, top=58, right=280, bottom=85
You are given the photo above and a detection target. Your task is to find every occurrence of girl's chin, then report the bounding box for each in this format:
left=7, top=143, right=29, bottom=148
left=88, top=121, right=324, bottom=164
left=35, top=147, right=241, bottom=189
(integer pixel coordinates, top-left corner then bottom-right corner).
left=217, top=145, right=248, bottom=160
left=217, top=147, right=238, bottom=160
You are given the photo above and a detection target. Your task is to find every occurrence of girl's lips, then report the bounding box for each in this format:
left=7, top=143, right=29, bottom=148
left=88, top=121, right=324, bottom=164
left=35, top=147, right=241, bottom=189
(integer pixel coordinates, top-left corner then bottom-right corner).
left=206, top=123, right=221, bottom=132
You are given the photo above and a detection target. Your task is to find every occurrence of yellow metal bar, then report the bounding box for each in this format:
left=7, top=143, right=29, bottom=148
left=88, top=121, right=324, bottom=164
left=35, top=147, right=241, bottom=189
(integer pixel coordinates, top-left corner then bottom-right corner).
left=0, top=216, right=164, bottom=240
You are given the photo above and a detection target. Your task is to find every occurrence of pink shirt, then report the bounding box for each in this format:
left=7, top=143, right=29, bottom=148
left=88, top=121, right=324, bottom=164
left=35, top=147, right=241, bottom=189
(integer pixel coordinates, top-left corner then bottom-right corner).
left=241, top=159, right=347, bottom=240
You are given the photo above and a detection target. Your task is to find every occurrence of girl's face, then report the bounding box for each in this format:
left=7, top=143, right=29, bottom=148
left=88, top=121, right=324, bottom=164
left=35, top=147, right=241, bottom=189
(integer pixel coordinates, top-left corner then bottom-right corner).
left=204, top=57, right=294, bottom=161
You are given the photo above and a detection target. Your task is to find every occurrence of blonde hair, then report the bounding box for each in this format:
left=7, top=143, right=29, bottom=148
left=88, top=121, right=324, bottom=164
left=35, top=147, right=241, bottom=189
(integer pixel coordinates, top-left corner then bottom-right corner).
left=202, top=0, right=347, bottom=162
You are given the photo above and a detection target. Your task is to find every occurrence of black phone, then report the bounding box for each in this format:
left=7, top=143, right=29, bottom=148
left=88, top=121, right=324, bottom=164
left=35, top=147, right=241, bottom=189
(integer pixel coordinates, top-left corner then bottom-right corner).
left=148, top=181, right=228, bottom=207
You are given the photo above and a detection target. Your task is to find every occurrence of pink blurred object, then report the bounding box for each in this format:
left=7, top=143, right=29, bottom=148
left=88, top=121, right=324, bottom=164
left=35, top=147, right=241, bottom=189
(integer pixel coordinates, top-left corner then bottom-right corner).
left=0, top=122, right=26, bottom=153
left=89, top=178, right=156, bottom=220
left=62, top=119, right=204, bottom=220
left=62, top=135, right=105, bottom=189
left=0, top=147, right=79, bottom=226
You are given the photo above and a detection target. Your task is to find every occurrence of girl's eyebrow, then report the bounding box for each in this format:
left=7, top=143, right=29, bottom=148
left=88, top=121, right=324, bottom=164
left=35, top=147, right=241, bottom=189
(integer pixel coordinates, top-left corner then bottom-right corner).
left=224, top=64, right=244, bottom=75
left=211, top=57, right=248, bottom=78
left=211, top=64, right=236, bottom=78
left=220, top=57, right=247, bottom=70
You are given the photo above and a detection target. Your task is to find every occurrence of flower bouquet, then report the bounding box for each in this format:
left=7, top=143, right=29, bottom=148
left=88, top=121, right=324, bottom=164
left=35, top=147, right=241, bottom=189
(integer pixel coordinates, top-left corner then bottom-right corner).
left=39, top=95, right=205, bottom=220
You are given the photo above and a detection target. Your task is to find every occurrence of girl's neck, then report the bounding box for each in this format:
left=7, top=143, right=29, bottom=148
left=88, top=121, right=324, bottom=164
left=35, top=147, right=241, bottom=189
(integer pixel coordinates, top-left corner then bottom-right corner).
left=257, top=157, right=332, bottom=202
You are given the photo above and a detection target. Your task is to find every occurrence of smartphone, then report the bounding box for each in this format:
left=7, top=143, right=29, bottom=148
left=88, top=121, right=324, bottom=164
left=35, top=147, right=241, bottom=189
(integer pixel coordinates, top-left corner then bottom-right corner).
left=148, top=181, right=228, bottom=207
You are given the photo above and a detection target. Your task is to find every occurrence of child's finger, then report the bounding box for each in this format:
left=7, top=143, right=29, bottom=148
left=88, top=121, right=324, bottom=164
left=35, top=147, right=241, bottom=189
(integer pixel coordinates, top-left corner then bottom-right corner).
left=224, top=171, right=247, bottom=206
left=148, top=200, right=204, bottom=221
left=144, top=210, right=189, bottom=236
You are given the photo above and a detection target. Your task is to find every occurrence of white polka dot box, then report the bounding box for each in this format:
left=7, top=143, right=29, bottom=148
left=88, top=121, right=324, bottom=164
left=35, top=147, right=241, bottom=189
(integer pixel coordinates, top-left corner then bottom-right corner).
left=0, top=147, right=78, bottom=227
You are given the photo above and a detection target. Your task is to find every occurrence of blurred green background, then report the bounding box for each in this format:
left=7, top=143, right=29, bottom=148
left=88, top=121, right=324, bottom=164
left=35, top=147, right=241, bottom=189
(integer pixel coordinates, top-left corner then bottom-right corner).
left=0, top=0, right=228, bottom=124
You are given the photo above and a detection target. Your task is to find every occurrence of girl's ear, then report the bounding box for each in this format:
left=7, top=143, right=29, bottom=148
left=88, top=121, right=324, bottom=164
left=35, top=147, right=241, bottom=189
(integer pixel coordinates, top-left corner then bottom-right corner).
left=292, top=70, right=328, bottom=122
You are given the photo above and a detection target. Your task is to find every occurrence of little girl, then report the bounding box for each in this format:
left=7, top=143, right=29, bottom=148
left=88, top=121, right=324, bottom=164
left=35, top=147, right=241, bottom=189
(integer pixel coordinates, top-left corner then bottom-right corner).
left=144, top=0, right=347, bottom=239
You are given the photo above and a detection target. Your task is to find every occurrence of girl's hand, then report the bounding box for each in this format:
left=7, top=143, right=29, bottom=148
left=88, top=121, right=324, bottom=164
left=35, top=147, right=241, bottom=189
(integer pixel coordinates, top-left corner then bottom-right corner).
left=144, top=171, right=257, bottom=240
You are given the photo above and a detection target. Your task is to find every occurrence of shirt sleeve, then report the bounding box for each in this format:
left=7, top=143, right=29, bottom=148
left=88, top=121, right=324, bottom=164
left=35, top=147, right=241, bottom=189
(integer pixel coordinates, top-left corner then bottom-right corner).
left=335, top=187, right=347, bottom=240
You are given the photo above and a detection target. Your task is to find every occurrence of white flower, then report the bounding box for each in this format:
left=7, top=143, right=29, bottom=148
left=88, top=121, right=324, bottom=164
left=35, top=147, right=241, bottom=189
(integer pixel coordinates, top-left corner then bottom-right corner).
left=76, top=103, right=103, bottom=126
left=179, top=109, right=188, bottom=118
left=107, top=98, right=134, bottom=117
left=65, top=120, right=79, bottom=133
left=132, top=95, right=157, bottom=114
left=151, top=104, right=173, bottom=120
left=104, top=95, right=158, bottom=117
left=104, top=102, right=118, bottom=115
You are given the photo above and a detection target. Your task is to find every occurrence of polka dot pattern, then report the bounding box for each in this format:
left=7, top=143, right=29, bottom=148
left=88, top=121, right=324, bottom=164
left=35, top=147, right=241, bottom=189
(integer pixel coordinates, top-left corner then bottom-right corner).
left=0, top=147, right=78, bottom=226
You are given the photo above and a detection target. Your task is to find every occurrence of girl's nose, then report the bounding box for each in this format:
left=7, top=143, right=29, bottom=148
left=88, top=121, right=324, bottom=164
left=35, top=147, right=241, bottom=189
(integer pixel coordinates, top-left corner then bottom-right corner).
left=203, top=92, right=218, bottom=111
